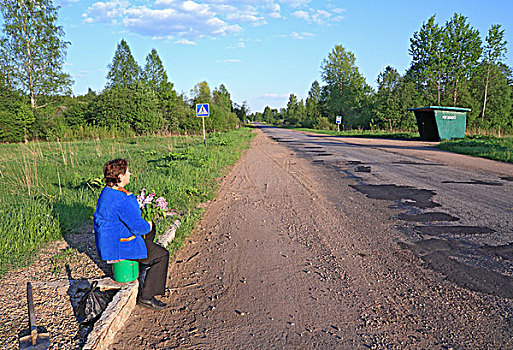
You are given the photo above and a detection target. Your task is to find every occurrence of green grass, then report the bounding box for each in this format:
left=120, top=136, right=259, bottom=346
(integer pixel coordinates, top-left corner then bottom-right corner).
left=438, top=135, right=513, bottom=163
left=0, top=128, right=254, bottom=276
left=279, top=126, right=420, bottom=140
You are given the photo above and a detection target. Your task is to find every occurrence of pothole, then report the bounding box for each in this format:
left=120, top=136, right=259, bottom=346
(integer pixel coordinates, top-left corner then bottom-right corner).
left=400, top=239, right=513, bottom=299
left=393, top=161, right=444, bottom=166
left=349, top=184, right=439, bottom=209
left=414, top=225, right=494, bottom=236
left=398, top=212, right=459, bottom=222
left=355, top=166, right=371, bottom=173
left=441, top=179, right=503, bottom=186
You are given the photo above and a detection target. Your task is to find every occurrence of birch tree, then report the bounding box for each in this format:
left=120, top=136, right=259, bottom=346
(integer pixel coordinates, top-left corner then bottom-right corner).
left=0, top=0, right=72, bottom=108
left=444, top=13, right=482, bottom=105
left=480, top=24, right=507, bottom=120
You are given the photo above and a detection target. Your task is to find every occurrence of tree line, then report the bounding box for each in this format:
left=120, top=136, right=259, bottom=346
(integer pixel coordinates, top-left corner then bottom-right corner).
left=253, top=13, right=512, bottom=134
left=0, top=0, right=246, bottom=143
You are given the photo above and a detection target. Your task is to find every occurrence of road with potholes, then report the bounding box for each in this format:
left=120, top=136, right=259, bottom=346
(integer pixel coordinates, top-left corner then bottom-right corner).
left=112, top=125, right=513, bottom=349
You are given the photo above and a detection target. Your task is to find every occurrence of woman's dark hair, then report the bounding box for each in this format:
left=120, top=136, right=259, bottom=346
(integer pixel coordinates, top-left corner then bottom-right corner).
left=103, top=158, right=128, bottom=187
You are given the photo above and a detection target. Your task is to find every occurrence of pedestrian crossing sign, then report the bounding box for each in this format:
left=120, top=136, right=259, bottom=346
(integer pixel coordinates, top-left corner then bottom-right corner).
left=196, top=103, right=210, bottom=117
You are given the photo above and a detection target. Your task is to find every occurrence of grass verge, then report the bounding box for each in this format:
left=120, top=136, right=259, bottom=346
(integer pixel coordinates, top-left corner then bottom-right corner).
left=278, top=126, right=420, bottom=140
left=0, top=128, right=255, bottom=276
left=438, top=135, right=513, bottom=163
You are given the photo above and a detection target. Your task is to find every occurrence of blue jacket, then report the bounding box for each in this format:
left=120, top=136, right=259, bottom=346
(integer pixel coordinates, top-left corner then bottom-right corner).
left=94, top=186, right=151, bottom=260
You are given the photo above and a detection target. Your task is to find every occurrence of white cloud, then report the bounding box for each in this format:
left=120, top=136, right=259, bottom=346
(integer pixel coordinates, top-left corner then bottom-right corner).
left=226, top=6, right=265, bottom=25
left=292, top=7, right=343, bottom=25
left=290, top=31, right=314, bottom=40
left=292, top=10, right=309, bottom=21
left=279, top=0, right=310, bottom=8
left=73, top=70, right=94, bottom=78
left=174, top=39, right=198, bottom=45
left=227, top=41, right=246, bottom=49
left=261, top=93, right=288, bottom=99
left=311, top=9, right=331, bottom=24
left=268, top=2, right=281, bottom=18
left=82, top=0, right=343, bottom=40
left=82, top=0, right=129, bottom=24
left=331, top=8, right=346, bottom=14
left=217, top=58, right=242, bottom=63
left=83, top=0, right=241, bottom=39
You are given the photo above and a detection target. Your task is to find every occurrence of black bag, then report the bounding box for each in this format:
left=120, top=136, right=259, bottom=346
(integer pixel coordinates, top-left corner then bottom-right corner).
left=76, top=281, right=117, bottom=324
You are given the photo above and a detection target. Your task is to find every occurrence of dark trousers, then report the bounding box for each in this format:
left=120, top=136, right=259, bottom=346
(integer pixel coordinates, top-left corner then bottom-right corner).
left=135, top=223, right=169, bottom=300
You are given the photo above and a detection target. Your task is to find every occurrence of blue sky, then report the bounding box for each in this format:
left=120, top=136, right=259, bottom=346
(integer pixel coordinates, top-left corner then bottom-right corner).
left=56, top=0, right=513, bottom=112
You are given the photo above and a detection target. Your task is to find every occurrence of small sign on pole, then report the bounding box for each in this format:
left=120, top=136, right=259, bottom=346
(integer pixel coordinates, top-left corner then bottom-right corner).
left=196, top=104, right=210, bottom=117
left=196, top=103, right=210, bottom=145
left=336, top=115, right=342, bottom=132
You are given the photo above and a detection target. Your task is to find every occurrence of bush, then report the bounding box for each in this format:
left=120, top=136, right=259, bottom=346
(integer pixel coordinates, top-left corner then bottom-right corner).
left=0, top=89, right=34, bottom=142
left=88, top=84, right=164, bottom=134
left=316, top=117, right=334, bottom=130
left=64, top=102, right=89, bottom=127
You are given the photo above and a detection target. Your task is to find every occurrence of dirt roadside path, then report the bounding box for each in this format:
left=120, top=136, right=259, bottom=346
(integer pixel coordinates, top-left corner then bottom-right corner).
left=112, top=128, right=513, bottom=349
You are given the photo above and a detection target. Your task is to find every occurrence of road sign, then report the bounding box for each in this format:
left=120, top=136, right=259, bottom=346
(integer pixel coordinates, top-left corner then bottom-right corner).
left=196, top=103, right=210, bottom=117
left=336, top=116, right=342, bottom=124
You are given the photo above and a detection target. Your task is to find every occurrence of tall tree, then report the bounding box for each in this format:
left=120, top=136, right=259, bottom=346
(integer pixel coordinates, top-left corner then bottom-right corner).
left=262, top=106, right=274, bottom=123
left=233, top=100, right=250, bottom=122
left=141, top=48, right=171, bottom=94
left=106, top=39, right=141, bottom=89
left=480, top=24, right=508, bottom=120
left=305, top=80, right=321, bottom=127
left=408, top=15, right=446, bottom=104
left=321, top=44, right=373, bottom=127
left=0, top=0, right=72, bottom=108
left=444, top=13, right=482, bottom=105
left=191, top=81, right=211, bottom=105
left=285, top=93, right=304, bottom=125
left=374, top=66, right=402, bottom=130
left=211, top=84, right=238, bottom=131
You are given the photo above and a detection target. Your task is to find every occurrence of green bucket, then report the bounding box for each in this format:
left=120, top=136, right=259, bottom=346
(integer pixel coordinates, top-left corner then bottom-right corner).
left=112, top=260, right=139, bottom=283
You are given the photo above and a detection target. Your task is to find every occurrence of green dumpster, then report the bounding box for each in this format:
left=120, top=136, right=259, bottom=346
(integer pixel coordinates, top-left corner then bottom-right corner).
left=407, top=106, right=470, bottom=141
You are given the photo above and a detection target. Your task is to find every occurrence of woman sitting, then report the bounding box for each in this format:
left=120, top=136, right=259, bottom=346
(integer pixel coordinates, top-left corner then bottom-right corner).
left=94, top=158, right=169, bottom=310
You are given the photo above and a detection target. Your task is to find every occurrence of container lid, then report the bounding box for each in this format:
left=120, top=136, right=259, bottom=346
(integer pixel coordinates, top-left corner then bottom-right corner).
left=407, top=106, right=471, bottom=112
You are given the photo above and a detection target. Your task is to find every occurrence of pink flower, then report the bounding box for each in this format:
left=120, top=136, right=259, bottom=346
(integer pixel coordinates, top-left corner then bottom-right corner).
left=137, top=188, right=170, bottom=220
left=156, top=197, right=168, bottom=211
left=137, top=188, right=147, bottom=208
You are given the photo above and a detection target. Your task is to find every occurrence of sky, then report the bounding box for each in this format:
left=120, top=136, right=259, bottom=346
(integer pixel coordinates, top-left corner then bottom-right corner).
left=54, top=0, right=513, bottom=113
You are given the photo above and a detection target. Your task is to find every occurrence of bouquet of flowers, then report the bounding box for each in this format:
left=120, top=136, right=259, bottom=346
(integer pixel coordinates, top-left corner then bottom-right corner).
left=137, top=188, right=169, bottom=221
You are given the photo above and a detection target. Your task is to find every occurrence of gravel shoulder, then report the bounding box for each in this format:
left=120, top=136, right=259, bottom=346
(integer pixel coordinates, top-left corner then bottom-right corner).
left=111, top=128, right=513, bottom=349
left=0, top=225, right=107, bottom=349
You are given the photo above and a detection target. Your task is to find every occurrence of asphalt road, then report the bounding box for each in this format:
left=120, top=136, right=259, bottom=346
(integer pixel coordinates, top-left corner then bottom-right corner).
left=259, top=124, right=513, bottom=300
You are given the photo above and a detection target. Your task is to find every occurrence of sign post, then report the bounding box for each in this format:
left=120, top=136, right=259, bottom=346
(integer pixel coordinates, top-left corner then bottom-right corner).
left=336, top=115, right=342, bottom=132
left=196, top=103, right=210, bottom=146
